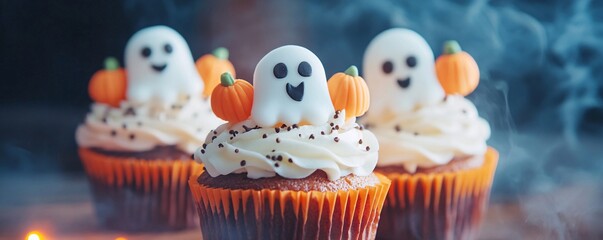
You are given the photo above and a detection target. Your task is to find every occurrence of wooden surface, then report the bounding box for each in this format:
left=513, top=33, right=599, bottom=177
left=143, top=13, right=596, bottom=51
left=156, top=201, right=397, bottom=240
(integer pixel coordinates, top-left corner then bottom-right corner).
left=1, top=173, right=601, bottom=240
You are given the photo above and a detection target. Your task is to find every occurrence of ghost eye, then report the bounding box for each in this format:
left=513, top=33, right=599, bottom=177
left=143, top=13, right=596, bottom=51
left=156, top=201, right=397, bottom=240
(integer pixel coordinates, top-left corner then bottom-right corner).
left=297, top=61, right=312, bottom=77
left=164, top=44, right=173, bottom=54
left=406, top=56, right=417, bottom=68
left=273, top=63, right=288, bottom=79
left=382, top=60, right=393, bottom=74
left=141, top=47, right=152, bottom=58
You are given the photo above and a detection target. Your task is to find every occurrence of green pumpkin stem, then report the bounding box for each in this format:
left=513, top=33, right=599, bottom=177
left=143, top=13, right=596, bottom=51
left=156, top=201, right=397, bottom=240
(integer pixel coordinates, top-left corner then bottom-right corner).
left=104, top=57, right=119, bottom=71
left=443, top=40, right=462, bottom=55
left=213, top=47, right=229, bottom=60
left=220, top=72, right=235, bottom=87
left=344, top=65, right=359, bottom=77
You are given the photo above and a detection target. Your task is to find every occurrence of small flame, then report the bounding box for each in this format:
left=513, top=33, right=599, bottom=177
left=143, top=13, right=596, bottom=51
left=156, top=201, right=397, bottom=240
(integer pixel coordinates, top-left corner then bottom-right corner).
left=115, top=237, right=127, bottom=240
left=25, top=231, right=43, bottom=240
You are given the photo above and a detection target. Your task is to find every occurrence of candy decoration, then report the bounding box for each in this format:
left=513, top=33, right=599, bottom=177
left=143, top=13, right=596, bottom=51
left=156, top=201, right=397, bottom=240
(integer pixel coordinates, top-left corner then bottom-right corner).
left=125, top=26, right=202, bottom=103
left=211, top=72, right=253, bottom=123
left=327, top=65, right=370, bottom=120
left=88, top=57, right=127, bottom=107
left=196, top=47, right=237, bottom=97
left=435, top=40, right=480, bottom=96
left=363, top=28, right=444, bottom=114
left=251, top=45, right=334, bottom=127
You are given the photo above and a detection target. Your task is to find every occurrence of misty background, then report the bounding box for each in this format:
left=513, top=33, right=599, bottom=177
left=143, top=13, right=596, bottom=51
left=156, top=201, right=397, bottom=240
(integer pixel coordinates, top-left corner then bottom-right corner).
left=1, top=0, right=602, bottom=238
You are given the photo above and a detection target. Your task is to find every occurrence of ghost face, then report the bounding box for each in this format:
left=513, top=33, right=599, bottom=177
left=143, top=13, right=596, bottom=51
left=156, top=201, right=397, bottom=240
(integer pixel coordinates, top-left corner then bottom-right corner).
left=251, top=45, right=334, bottom=127
left=363, top=28, right=444, bottom=114
left=125, top=25, right=202, bottom=104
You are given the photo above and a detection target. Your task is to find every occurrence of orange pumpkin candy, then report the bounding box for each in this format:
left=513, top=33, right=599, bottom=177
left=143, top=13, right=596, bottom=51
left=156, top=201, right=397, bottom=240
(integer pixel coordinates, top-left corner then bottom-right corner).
left=327, top=65, right=370, bottom=120
left=196, top=47, right=237, bottom=98
left=211, top=72, right=254, bottom=123
left=88, top=57, right=127, bottom=107
left=435, top=40, right=480, bottom=96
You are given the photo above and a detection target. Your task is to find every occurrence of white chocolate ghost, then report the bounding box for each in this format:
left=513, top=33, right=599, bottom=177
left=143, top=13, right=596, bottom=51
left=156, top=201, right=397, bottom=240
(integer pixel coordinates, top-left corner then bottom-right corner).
left=251, top=45, right=334, bottom=127
left=124, top=25, right=203, bottom=104
left=363, top=28, right=444, bottom=115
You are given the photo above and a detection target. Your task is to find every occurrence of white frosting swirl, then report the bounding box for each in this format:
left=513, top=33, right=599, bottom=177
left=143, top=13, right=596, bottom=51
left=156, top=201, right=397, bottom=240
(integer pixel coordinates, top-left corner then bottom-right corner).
left=362, top=95, right=490, bottom=173
left=76, top=94, right=224, bottom=153
left=195, top=111, right=379, bottom=181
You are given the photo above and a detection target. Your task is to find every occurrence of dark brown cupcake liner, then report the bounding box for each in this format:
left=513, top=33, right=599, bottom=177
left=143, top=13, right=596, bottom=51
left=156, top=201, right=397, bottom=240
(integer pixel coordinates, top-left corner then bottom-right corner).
left=375, top=147, right=498, bottom=240
left=79, top=147, right=203, bottom=232
left=189, top=173, right=391, bottom=240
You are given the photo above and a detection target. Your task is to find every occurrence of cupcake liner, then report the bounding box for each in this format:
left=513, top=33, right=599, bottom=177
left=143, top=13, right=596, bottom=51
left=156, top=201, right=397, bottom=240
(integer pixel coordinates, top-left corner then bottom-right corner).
left=376, top=147, right=498, bottom=240
left=79, top=148, right=203, bottom=232
left=189, top=173, right=391, bottom=240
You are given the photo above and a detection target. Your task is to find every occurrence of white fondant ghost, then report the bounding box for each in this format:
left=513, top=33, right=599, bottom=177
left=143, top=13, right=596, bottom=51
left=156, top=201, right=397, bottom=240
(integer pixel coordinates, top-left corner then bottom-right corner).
left=363, top=28, right=444, bottom=114
left=125, top=25, right=203, bottom=104
left=251, top=45, right=334, bottom=127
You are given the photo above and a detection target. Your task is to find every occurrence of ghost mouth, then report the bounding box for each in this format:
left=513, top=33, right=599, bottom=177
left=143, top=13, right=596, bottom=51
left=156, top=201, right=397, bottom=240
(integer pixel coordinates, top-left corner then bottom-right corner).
left=286, top=82, right=304, bottom=102
left=151, top=64, right=167, bottom=72
left=397, top=77, right=411, bottom=89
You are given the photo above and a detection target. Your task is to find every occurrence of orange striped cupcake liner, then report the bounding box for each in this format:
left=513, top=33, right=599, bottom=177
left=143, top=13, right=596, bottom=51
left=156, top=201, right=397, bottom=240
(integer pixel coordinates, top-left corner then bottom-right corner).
left=79, top=148, right=203, bottom=231
left=189, top=173, right=391, bottom=240
left=376, top=147, right=498, bottom=240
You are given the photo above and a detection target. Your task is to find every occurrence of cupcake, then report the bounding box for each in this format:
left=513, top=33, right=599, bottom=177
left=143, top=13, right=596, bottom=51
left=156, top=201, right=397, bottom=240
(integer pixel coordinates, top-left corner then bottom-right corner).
left=76, top=26, right=226, bottom=231
left=190, top=45, right=391, bottom=239
left=361, top=28, right=498, bottom=239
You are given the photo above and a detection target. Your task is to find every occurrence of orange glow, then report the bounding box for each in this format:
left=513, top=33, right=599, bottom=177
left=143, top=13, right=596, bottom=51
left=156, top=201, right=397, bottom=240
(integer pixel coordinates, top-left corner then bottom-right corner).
left=25, top=231, right=43, bottom=240
left=115, top=237, right=127, bottom=240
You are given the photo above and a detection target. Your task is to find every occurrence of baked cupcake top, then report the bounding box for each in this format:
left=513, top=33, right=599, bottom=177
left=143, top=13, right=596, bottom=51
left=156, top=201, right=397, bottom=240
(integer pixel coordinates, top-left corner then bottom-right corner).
left=76, top=26, right=224, bottom=154
left=361, top=28, right=490, bottom=173
left=195, top=45, right=378, bottom=181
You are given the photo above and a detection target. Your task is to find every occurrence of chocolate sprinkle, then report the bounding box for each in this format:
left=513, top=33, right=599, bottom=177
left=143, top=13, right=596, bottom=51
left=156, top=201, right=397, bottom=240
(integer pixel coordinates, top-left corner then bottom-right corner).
left=335, top=125, right=340, bottom=130
left=201, top=149, right=205, bottom=154
left=266, top=155, right=270, bottom=159
left=330, top=122, right=334, bottom=127
left=359, top=139, right=363, bottom=144
left=122, top=123, right=127, bottom=129
left=288, top=158, right=293, bottom=163
left=395, top=125, right=401, bottom=132
left=309, top=134, right=315, bottom=139
left=235, top=149, right=239, bottom=153
left=298, top=134, right=302, bottom=137
left=274, top=163, right=279, bottom=167
left=124, top=107, right=136, bottom=116
left=321, top=131, right=325, bottom=135
left=110, top=130, right=117, bottom=136
left=240, top=160, right=246, bottom=166
left=414, top=132, right=419, bottom=136
left=271, top=149, right=276, bottom=152
left=292, top=124, right=299, bottom=129
left=190, top=153, right=195, bottom=159
left=202, top=144, right=207, bottom=149
left=212, top=136, right=217, bottom=140
left=276, top=138, right=281, bottom=143
left=262, top=134, right=267, bottom=139
left=275, top=128, right=281, bottom=133
left=129, top=134, right=135, bottom=140
left=218, top=143, right=224, bottom=148
left=334, top=137, right=340, bottom=142
left=287, top=126, right=292, bottom=131
left=366, top=146, right=370, bottom=151
left=281, top=124, right=287, bottom=128
left=277, top=155, right=283, bottom=161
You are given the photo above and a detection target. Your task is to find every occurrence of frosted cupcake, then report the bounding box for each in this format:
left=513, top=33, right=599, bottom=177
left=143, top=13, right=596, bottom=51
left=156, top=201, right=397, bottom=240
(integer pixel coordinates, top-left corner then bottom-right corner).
left=76, top=26, right=226, bottom=231
left=361, top=28, right=497, bottom=239
left=190, top=45, right=390, bottom=240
